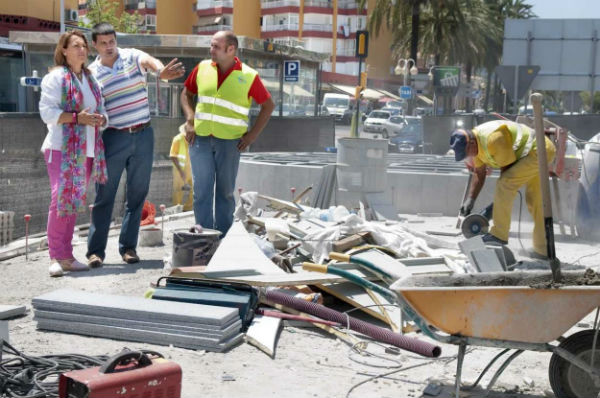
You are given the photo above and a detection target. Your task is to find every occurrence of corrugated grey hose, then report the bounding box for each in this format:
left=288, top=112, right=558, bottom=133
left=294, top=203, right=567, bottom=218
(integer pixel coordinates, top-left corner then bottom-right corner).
left=264, top=289, right=441, bottom=358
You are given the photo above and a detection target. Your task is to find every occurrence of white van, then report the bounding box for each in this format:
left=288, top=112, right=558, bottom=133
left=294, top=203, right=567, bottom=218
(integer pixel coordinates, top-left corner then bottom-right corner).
left=322, top=93, right=352, bottom=124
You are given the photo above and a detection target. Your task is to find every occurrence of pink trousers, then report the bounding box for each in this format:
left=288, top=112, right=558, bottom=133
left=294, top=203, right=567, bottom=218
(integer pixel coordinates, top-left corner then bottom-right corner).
left=44, top=149, right=92, bottom=260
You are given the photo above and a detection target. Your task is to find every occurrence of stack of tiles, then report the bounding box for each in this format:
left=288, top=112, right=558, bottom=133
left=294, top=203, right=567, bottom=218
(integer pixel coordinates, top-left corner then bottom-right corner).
left=32, top=289, right=243, bottom=352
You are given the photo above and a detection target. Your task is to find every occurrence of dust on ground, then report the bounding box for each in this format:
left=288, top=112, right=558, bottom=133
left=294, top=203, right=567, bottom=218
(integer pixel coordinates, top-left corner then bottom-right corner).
left=1, top=214, right=600, bottom=397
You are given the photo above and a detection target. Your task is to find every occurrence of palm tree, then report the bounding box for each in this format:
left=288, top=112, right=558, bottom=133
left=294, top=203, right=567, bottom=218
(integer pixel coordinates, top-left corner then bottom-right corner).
left=482, top=0, right=536, bottom=111
left=360, top=0, right=463, bottom=65
left=363, top=0, right=534, bottom=112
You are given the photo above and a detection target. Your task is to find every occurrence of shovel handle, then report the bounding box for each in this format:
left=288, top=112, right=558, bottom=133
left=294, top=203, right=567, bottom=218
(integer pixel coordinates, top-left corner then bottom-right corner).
left=530, top=92, right=561, bottom=280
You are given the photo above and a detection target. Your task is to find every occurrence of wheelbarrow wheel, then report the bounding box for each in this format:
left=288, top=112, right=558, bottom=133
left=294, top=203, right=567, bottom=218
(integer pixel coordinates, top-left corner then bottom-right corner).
left=549, top=329, right=600, bottom=398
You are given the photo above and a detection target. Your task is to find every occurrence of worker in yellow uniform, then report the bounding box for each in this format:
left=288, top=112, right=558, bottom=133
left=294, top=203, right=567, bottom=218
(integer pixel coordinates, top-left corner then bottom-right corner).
left=449, top=120, right=556, bottom=258
left=169, top=123, right=193, bottom=211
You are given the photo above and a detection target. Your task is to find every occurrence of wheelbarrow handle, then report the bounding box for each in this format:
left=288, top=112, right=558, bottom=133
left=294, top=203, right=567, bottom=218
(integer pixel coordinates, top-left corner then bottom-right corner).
left=302, top=262, right=328, bottom=274
left=302, top=262, right=396, bottom=303
left=329, top=252, right=350, bottom=262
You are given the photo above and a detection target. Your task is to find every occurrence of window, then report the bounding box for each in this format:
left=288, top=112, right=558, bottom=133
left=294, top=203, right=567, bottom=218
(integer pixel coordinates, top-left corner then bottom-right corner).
left=145, top=14, right=156, bottom=29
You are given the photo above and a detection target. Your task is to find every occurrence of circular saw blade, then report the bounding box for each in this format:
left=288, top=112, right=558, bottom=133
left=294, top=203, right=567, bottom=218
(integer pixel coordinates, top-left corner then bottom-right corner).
left=461, top=214, right=489, bottom=238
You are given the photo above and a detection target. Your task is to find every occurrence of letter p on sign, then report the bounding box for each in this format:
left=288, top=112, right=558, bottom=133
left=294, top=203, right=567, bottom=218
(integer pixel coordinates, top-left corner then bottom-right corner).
left=284, top=60, right=300, bottom=82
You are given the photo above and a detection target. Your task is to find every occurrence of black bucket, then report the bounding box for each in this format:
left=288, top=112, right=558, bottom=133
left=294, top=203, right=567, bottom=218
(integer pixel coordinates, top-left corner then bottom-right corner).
left=172, top=228, right=222, bottom=267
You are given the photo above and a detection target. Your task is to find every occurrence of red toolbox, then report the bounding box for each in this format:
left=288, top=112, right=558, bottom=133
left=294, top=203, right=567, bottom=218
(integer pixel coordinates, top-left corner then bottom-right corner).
left=59, top=350, right=181, bottom=398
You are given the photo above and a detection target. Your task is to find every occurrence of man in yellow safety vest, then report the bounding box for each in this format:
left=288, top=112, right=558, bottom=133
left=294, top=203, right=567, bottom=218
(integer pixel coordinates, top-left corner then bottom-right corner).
left=449, top=120, right=556, bottom=258
left=180, top=31, right=275, bottom=235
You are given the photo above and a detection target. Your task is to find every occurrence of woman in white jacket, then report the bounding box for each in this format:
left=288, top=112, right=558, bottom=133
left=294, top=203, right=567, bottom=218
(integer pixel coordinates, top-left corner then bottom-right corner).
left=39, top=30, right=108, bottom=277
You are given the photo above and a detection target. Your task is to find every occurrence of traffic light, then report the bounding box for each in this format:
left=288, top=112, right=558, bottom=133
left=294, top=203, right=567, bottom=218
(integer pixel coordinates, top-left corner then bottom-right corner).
left=355, top=30, right=369, bottom=58
left=355, top=86, right=363, bottom=99
left=360, top=72, right=367, bottom=89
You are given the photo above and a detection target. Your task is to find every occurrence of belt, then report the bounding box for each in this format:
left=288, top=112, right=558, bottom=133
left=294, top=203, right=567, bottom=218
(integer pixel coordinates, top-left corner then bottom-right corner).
left=112, top=121, right=151, bottom=133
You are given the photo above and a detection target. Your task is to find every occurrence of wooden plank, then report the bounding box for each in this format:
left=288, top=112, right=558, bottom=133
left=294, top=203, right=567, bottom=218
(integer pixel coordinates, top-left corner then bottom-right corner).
left=174, top=267, right=379, bottom=287
left=365, top=289, right=400, bottom=333
left=257, top=194, right=304, bottom=214
left=245, top=315, right=282, bottom=358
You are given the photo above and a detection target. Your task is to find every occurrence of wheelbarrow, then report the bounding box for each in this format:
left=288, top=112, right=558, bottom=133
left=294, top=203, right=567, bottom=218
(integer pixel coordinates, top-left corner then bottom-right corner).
left=303, top=254, right=600, bottom=398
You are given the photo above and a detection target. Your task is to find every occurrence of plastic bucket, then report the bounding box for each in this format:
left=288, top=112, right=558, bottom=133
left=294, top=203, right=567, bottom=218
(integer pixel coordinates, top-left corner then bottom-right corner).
left=172, top=228, right=222, bottom=267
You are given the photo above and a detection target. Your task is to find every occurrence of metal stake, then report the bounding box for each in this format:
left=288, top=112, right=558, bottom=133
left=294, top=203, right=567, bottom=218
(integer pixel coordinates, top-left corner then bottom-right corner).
left=24, top=214, right=31, bottom=260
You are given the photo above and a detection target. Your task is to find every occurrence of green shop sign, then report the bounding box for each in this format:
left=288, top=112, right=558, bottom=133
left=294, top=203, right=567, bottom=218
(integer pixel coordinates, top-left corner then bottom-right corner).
left=433, top=66, right=461, bottom=95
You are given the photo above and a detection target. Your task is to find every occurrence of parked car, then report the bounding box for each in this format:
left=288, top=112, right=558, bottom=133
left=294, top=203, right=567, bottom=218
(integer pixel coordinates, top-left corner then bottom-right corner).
left=384, top=100, right=404, bottom=109
left=363, top=110, right=393, bottom=136
left=323, top=93, right=353, bottom=124
left=384, top=107, right=403, bottom=116
left=381, top=115, right=407, bottom=137
left=388, top=121, right=424, bottom=153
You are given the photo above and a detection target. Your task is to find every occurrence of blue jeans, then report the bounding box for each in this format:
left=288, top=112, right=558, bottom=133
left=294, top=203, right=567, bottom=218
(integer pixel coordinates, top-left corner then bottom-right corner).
left=87, top=126, right=154, bottom=259
left=189, top=135, right=240, bottom=235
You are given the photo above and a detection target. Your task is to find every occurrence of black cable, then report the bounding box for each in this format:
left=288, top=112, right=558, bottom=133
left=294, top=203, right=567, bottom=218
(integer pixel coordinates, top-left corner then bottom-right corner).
left=1, top=341, right=158, bottom=398
left=516, top=190, right=526, bottom=254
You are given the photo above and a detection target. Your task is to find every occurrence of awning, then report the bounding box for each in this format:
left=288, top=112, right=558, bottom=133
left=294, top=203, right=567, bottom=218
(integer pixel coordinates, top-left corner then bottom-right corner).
left=263, top=80, right=314, bottom=98
left=328, top=83, right=384, bottom=100
left=376, top=89, right=400, bottom=100
left=417, top=94, right=434, bottom=105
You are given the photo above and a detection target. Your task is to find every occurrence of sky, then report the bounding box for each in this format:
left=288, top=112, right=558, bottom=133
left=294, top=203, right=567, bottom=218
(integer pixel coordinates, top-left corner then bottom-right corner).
left=528, top=0, right=600, bottom=19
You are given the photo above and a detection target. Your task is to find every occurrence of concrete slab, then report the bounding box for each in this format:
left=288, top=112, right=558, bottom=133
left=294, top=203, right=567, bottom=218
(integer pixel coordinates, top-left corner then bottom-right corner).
left=32, top=289, right=239, bottom=327
left=33, top=310, right=242, bottom=340
left=0, top=304, right=26, bottom=320
left=470, top=249, right=505, bottom=273
left=35, top=319, right=244, bottom=352
left=458, top=236, right=486, bottom=270
left=0, top=321, right=8, bottom=343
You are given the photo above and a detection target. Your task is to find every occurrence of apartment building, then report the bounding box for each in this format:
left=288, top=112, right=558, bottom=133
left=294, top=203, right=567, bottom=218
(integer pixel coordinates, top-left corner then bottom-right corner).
left=193, top=0, right=396, bottom=84
left=0, top=0, right=79, bottom=37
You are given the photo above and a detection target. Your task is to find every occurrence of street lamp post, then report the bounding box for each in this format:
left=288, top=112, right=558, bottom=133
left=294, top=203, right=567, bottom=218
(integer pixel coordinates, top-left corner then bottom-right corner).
left=428, top=65, right=436, bottom=116
left=395, top=58, right=418, bottom=115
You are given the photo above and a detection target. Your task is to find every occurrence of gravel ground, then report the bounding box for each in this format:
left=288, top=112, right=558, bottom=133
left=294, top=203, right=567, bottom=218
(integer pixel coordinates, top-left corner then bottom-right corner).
left=1, top=213, right=599, bottom=398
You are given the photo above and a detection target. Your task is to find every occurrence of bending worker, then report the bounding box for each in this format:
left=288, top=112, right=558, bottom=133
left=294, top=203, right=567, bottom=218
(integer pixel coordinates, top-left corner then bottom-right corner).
left=449, top=120, right=556, bottom=258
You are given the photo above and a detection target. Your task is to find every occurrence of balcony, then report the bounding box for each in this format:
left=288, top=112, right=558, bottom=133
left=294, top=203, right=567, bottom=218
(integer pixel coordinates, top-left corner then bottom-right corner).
left=338, top=1, right=362, bottom=9
left=304, top=0, right=333, bottom=7
left=196, top=0, right=233, bottom=10
left=124, top=0, right=156, bottom=10
left=193, top=24, right=232, bottom=34
left=261, top=0, right=300, bottom=9
left=336, top=48, right=356, bottom=56
left=262, top=23, right=332, bottom=32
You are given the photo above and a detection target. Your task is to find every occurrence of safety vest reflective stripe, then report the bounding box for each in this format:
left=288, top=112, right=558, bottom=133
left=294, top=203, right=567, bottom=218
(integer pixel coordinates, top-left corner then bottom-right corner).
left=194, top=60, right=256, bottom=139
left=175, top=153, right=186, bottom=168
left=514, top=123, right=535, bottom=159
left=195, top=112, right=249, bottom=128
left=476, top=120, right=536, bottom=168
left=196, top=96, right=250, bottom=116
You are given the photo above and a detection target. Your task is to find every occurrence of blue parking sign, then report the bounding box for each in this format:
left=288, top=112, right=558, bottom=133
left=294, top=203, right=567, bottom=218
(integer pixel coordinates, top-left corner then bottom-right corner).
left=284, top=60, right=300, bottom=82
left=399, top=85, right=413, bottom=99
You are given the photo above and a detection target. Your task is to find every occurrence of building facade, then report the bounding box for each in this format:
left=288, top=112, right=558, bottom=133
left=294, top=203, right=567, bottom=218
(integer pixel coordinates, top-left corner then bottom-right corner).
left=192, top=0, right=396, bottom=84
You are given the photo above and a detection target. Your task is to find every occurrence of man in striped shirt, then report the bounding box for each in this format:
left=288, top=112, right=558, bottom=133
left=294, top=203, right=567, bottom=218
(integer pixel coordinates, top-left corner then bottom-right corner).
left=86, top=22, right=185, bottom=268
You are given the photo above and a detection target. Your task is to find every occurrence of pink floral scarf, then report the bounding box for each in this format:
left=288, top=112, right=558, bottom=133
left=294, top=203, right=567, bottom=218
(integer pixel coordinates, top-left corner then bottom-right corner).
left=58, top=67, right=107, bottom=216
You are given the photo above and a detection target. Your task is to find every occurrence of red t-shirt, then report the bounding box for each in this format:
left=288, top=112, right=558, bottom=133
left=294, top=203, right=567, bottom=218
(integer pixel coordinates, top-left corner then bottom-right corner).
left=184, top=57, right=271, bottom=104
